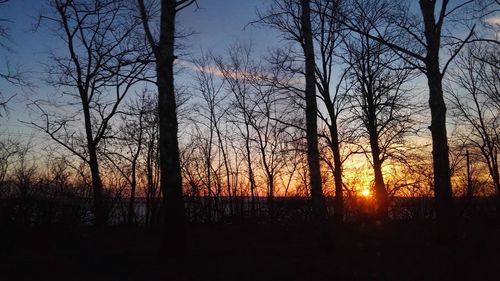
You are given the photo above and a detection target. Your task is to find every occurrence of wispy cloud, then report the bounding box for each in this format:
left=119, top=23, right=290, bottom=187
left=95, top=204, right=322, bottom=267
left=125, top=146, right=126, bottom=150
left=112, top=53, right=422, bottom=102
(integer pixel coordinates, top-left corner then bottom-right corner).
left=176, top=59, right=226, bottom=78
left=485, top=16, right=500, bottom=26
left=176, top=58, right=270, bottom=82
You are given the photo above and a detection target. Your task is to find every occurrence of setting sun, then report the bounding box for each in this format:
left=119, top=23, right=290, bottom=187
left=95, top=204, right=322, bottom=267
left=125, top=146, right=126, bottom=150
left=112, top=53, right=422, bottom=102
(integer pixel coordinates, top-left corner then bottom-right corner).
left=360, top=189, right=371, bottom=197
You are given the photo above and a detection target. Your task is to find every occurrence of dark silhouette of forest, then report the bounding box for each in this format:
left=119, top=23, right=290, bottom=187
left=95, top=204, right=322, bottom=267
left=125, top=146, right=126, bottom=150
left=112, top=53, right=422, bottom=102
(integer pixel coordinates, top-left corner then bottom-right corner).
left=1, top=0, right=500, bottom=280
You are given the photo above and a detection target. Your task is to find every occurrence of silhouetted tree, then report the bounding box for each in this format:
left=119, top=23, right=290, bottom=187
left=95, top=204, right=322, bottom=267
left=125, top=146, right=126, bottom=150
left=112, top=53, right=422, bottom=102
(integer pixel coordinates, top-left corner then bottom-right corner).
left=340, top=0, right=487, bottom=232
left=301, top=0, right=326, bottom=220
left=212, top=45, right=259, bottom=217
left=215, top=43, right=294, bottom=219
left=137, top=0, right=198, bottom=256
left=0, top=0, right=23, bottom=117
left=191, top=52, right=231, bottom=220
left=139, top=93, right=161, bottom=225
left=33, top=0, right=147, bottom=226
left=258, top=0, right=326, bottom=220
left=341, top=0, right=418, bottom=219
left=104, top=92, right=151, bottom=225
left=311, top=0, right=347, bottom=223
left=449, top=42, right=500, bottom=217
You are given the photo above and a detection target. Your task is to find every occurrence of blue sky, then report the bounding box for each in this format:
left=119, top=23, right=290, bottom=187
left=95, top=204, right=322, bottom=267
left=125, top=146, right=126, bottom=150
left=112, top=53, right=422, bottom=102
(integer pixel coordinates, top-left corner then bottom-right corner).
left=178, top=0, right=276, bottom=54
left=2, top=0, right=490, bottom=151
left=0, top=0, right=277, bottom=77
left=0, top=0, right=280, bottom=143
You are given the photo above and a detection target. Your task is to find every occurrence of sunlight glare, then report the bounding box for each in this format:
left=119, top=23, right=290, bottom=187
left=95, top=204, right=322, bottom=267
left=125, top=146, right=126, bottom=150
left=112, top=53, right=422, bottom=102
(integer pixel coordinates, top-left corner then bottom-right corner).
left=360, top=189, right=371, bottom=197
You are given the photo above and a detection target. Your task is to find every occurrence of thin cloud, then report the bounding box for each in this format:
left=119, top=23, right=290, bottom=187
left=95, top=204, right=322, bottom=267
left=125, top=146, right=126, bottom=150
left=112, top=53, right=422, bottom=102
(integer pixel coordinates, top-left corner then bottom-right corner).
left=485, top=16, right=500, bottom=25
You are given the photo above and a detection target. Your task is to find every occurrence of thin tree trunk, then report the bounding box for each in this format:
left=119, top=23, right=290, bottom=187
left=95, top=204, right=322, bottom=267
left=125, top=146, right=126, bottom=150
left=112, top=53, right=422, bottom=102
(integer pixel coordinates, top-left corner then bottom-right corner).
left=321, top=83, right=344, bottom=223
left=265, top=169, right=275, bottom=219
left=214, top=127, right=233, bottom=217
left=328, top=122, right=344, bottom=223
left=128, top=161, right=137, bottom=225
left=146, top=139, right=155, bottom=225
left=466, top=150, right=472, bottom=199
left=487, top=150, right=500, bottom=218
left=244, top=125, right=257, bottom=218
left=205, top=128, right=213, bottom=222
left=493, top=169, right=500, bottom=218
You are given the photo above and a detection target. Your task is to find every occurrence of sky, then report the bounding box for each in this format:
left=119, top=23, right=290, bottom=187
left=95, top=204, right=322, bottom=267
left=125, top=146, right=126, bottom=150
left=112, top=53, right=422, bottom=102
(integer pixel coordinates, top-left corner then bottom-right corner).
left=0, top=0, right=498, bottom=198
left=0, top=0, right=280, bottom=146
left=0, top=0, right=497, bottom=154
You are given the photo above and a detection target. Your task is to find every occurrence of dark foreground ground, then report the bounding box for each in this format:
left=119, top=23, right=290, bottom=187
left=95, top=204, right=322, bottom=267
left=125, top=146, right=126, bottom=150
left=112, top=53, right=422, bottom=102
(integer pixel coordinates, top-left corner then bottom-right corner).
left=1, top=220, right=499, bottom=281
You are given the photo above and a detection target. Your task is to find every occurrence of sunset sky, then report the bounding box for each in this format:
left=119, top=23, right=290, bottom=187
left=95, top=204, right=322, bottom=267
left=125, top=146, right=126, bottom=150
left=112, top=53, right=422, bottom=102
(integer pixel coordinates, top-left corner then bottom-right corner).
left=1, top=0, right=497, bottom=198
left=2, top=3, right=500, bottom=280
left=0, top=0, right=437, bottom=198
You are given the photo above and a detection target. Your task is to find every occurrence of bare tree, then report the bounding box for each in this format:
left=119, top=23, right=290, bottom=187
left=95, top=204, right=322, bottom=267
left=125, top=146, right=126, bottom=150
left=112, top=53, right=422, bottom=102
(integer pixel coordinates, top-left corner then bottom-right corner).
left=214, top=43, right=292, bottom=219
left=0, top=0, right=23, bottom=117
left=339, top=0, right=490, bottom=231
left=104, top=92, right=152, bottom=225
left=33, top=0, right=147, bottom=226
left=301, top=0, right=326, bottom=220
left=257, top=0, right=326, bottom=220
left=13, top=140, right=38, bottom=200
left=191, top=52, right=231, bottom=220
left=212, top=44, right=259, bottom=218
left=449, top=42, right=500, bottom=217
left=137, top=0, right=198, bottom=255
left=0, top=136, right=19, bottom=193
left=341, top=0, right=418, bottom=219
left=311, top=0, right=348, bottom=223
left=140, top=93, right=161, bottom=225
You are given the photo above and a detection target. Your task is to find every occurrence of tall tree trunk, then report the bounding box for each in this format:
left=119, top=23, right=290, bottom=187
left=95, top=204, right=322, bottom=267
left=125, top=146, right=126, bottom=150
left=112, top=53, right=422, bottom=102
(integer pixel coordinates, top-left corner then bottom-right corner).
left=420, top=0, right=455, bottom=231
left=301, top=0, right=326, bottom=220
left=425, top=67, right=454, bottom=221
left=426, top=70, right=455, bottom=229
left=157, top=0, right=186, bottom=256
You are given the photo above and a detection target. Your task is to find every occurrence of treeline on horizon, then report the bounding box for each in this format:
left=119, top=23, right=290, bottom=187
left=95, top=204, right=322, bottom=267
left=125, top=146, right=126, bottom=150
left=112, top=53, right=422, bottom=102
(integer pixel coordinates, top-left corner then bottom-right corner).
left=0, top=0, right=499, bottom=238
